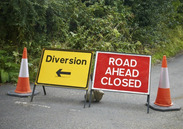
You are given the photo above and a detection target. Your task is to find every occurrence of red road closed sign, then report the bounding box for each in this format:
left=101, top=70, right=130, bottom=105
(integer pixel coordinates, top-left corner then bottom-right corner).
left=92, top=51, right=151, bottom=94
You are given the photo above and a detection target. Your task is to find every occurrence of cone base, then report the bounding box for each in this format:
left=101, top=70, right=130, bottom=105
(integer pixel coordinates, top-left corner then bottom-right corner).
left=7, top=90, right=39, bottom=97
left=149, top=102, right=181, bottom=111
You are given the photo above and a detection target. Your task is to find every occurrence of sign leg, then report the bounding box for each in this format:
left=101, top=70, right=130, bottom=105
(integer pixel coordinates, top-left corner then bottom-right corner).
left=84, top=90, right=88, bottom=108
left=30, top=84, right=36, bottom=102
left=42, top=86, right=46, bottom=95
left=89, top=89, right=93, bottom=107
left=147, top=95, right=150, bottom=114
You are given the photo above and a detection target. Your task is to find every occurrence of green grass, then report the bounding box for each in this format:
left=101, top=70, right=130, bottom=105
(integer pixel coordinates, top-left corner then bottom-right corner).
left=150, top=26, right=183, bottom=64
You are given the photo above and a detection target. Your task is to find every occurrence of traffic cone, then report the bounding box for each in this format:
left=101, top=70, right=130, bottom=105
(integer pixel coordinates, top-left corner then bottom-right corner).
left=154, top=55, right=172, bottom=106
left=8, top=47, right=39, bottom=97
left=150, top=55, right=181, bottom=111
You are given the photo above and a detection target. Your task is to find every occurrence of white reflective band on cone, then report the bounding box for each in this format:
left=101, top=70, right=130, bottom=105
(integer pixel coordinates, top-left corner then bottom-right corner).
left=19, top=59, right=29, bottom=77
left=159, top=68, right=170, bottom=89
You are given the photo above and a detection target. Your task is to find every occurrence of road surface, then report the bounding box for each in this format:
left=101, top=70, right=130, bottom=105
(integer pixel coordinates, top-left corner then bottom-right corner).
left=0, top=54, right=183, bottom=129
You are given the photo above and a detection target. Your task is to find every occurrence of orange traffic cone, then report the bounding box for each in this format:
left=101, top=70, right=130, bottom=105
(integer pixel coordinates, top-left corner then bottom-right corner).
left=8, top=47, right=39, bottom=97
left=154, top=55, right=172, bottom=106
left=150, top=55, right=181, bottom=111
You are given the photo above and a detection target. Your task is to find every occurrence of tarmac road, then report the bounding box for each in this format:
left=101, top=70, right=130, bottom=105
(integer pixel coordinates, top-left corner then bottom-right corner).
left=0, top=54, right=183, bottom=129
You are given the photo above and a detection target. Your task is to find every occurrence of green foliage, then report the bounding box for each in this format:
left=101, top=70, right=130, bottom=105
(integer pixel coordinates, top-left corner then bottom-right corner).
left=151, top=26, right=183, bottom=63
left=0, top=49, right=19, bottom=83
left=0, top=0, right=183, bottom=83
left=0, top=69, right=9, bottom=83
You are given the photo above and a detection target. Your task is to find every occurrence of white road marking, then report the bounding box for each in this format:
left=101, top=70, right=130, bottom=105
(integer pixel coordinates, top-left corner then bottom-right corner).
left=15, top=101, right=50, bottom=108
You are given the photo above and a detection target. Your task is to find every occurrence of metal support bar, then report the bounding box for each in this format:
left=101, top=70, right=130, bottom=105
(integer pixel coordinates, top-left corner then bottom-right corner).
left=147, top=94, right=150, bottom=114
left=88, top=73, right=93, bottom=108
left=30, top=84, right=36, bottom=102
left=88, top=89, right=93, bottom=107
left=84, top=90, right=88, bottom=108
left=42, top=86, right=46, bottom=95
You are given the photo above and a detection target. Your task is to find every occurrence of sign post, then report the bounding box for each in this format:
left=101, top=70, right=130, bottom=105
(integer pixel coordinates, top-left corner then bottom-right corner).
left=90, top=51, right=151, bottom=113
left=31, top=48, right=93, bottom=107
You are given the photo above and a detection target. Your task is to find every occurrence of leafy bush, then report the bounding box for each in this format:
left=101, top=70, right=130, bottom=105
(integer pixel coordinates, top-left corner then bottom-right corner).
left=0, top=0, right=183, bottom=83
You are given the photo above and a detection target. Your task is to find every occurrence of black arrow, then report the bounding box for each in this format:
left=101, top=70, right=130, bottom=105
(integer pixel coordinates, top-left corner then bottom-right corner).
left=56, top=69, right=71, bottom=77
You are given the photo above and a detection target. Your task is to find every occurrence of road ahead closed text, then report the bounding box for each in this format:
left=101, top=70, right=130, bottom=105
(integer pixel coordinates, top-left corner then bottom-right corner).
left=92, top=52, right=151, bottom=94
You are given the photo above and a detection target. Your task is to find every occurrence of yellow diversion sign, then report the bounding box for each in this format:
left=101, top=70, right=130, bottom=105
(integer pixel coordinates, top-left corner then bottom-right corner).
left=35, top=48, right=93, bottom=89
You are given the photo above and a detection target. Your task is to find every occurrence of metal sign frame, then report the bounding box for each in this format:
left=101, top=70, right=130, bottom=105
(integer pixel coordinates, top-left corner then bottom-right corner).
left=31, top=48, right=93, bottom=108
left=89, top=51, right=151, bottom=113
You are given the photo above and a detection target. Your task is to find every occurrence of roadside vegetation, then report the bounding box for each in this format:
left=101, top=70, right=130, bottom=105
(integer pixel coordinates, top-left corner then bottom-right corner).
left=0, top=0, right=183, bottom=83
